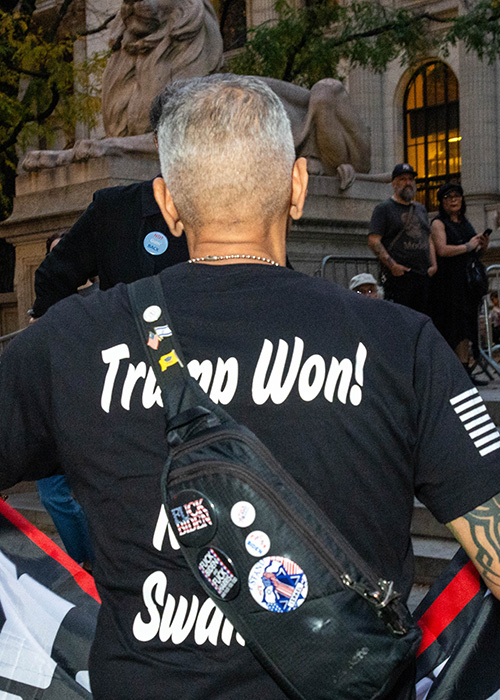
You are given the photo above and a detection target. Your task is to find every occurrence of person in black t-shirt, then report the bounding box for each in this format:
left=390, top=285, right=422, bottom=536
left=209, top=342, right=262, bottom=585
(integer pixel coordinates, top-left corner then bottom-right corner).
left=2, top=74, right=500, bottom=700
left=368, top=163, right=437, bottom=314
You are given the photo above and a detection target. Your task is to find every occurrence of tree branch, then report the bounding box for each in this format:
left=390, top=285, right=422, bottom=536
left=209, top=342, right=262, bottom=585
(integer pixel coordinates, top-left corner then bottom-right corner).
left=3, top=56, right=48, bottom=79
left=330, top=12, right=448, bottom=48
left=0, top=85, right=60, bottom=155
left=79, top=12, right=116, bottom=37
left=47, top=0, right=74, bottom=41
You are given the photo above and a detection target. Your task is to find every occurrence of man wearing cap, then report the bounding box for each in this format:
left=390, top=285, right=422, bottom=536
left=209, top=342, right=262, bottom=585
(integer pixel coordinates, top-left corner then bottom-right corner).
left=349, top=272, right=380, bottom=298
left=368, top=163, right=436, bottom=313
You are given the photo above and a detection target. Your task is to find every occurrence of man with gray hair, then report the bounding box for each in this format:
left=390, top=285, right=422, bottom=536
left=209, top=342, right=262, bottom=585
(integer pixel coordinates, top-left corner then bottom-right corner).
left=2, top=74, right=500, bottom=700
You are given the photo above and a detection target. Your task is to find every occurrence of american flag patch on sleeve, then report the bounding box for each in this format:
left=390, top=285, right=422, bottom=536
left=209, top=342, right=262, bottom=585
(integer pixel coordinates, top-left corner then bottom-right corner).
left=450, top=388, right=500, bottom=457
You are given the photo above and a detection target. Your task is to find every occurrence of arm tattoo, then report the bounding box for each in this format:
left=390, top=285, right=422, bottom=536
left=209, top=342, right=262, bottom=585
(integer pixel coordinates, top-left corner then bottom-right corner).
left=462, top=495, right=500, bottom=583
left=371, top=241, right=395, bottom=269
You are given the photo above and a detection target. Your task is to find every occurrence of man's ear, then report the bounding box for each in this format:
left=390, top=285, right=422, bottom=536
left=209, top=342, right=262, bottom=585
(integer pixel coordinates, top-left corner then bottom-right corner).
left=289, top=157, right=308, bottom=221
left=153, top=176, right=185, bottom=237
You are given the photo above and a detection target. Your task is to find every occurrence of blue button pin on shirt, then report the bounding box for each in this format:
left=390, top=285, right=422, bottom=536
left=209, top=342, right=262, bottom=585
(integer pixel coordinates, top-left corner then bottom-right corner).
left=143, top=231, right=168, bottom=256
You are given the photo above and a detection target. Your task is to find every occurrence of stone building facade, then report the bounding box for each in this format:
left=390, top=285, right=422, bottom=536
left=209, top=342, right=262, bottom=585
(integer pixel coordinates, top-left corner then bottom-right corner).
left=1, top=0, right=499, bottom=333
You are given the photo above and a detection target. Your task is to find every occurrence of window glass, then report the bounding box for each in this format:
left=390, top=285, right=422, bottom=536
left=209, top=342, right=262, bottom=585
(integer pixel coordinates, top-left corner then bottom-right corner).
left=404, top=62, right=460, bottom=211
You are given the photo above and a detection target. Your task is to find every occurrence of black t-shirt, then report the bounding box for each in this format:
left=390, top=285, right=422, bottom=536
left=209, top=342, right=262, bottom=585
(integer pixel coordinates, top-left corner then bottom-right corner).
left=369, top=198, right=431, bottom=274
left=2, top=263, right=500, bottom=700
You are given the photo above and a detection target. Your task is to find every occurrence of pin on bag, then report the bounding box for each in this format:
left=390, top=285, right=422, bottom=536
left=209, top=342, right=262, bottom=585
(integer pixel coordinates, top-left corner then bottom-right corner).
left=128, top=275, right=422, bottom=700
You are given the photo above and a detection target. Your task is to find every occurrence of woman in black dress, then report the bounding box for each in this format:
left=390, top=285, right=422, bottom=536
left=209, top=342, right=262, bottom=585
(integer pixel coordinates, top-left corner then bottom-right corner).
left=430, top=182, right=489, bottom=383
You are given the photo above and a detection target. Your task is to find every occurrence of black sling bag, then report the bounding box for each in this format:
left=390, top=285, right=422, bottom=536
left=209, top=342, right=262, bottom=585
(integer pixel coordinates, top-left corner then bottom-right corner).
left=128, top=274, right=422, bottom=700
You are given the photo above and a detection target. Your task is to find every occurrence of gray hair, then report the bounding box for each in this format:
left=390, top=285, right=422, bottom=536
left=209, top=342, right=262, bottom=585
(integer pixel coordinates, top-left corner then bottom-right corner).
left=155, top=74, right=296, bottom=230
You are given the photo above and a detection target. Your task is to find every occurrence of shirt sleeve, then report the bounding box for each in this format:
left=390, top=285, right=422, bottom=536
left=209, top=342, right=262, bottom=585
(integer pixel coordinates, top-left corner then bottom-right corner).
left=32, top=198, right=99, bottom=317
left=368, top=201, right=387, bottom=238
left=413, top=319, right=500, bottom=523
left=0, top=320, right=60, bottom=488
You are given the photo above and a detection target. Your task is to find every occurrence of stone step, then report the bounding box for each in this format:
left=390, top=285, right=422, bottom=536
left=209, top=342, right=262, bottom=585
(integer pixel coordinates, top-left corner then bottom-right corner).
left=481, top=388, right=500, bottom=426
left=411, top=500, right=454, bottom=540
left=413, top=536, right=460, bottom=586
left=2, top=482, right=61, bottom=543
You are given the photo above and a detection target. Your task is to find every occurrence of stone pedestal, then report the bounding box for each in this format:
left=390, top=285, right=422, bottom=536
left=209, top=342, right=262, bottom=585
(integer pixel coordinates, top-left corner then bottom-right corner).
left=0, top=153, right=389, bottom=330
left=288, top=175, right=389, bottom=276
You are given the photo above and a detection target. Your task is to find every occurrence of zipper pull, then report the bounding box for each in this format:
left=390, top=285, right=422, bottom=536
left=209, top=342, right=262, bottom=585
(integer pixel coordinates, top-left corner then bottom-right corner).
left=340, top=574, right=408, bottom=636
left=340, top=573, right=381, bottom=601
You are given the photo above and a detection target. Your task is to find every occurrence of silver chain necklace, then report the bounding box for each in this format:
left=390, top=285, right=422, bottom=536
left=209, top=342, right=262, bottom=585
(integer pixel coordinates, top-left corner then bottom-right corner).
left=188, top=254, right=280, bottom=266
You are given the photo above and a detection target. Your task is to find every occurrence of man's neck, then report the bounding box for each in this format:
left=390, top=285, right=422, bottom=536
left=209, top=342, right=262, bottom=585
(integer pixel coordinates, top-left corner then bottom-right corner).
left=185, top=217, right=287, bottom=267
left=391, top=195, right=412, bottom=206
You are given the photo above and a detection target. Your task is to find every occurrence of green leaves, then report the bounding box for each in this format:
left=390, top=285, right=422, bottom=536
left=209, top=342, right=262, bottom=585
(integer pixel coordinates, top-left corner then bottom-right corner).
left=447, top=0, right=500, bottom=62
left=228, top=0, right=500, bottom=87
left=0, top=8, right=108, bottom=218
left=0, top=10, right=107, bottom=153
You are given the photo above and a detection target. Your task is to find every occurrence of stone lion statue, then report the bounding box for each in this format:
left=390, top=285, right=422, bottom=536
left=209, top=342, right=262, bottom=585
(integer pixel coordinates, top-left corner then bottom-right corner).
left=102, top=0, right=223, bottom=137
left=22, top=0, right=371, bottom=186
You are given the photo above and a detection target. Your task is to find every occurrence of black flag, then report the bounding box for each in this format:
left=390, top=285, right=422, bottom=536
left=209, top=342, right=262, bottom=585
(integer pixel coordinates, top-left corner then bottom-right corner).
left=415, top=548, right=500, bottom=700
left=0, top=498, right=99, bottom=698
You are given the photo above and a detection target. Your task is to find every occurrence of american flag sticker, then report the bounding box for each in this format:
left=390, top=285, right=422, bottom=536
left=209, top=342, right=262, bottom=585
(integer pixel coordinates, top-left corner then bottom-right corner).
left=450, top=388, right=500, bottom=457
left=147, top=332, right=159, bottom=350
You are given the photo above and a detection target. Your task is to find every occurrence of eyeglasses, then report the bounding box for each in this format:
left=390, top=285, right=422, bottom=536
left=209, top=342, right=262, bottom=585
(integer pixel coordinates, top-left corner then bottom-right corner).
left=443, top=192, right=462, bottom=200
left=356, top=289, right=377, bottom=296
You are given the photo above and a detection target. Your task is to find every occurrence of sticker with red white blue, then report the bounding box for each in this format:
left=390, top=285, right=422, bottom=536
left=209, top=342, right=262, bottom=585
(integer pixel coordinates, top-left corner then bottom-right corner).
left=169, top=490, right=217, bottom=547
left=248, top=556, right=308, bottom=613
left=197, top=547, right=240, bottom=600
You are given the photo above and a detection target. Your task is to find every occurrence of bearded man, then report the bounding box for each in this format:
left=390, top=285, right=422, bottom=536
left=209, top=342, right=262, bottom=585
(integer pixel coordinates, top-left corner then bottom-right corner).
left=368, top=163, right=437, bottom=313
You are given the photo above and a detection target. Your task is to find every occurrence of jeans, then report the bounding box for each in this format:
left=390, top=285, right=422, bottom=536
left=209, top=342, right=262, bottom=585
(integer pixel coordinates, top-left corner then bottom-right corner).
left=37, top=475, right=94, bottom=564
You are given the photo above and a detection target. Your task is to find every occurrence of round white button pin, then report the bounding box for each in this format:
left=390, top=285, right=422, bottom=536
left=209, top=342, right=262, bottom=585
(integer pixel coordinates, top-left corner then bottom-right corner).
left=230, top=501, right=256, bottom=528
left=245, top=530, right=271, bottom=557
left=143, top=305, right=162, bottom=323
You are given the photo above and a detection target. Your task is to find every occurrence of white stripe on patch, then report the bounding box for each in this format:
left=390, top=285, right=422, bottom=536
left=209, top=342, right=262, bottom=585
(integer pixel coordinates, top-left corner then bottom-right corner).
left=474, top=431, right=500, bottom=448
left=470, top=422, right=496, bottom=439
left=464, top=414, right=490, bottom=431
left=449, top=387, right=478, bottom=405
left=480, top=440, right=500, bottom=457
left=454, top=395, right=483, bottom=413
left=450, top=389, right=500, bottom=458
left=459, top=405, right=487, bottom=422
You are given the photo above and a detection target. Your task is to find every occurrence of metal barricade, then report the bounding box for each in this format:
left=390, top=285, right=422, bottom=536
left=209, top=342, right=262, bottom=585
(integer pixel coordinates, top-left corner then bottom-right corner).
left=318, top=255, right=379, bottom=289
left=0, top=329, right=22, bottom=359
left=480, top=265, right=500, bottom=375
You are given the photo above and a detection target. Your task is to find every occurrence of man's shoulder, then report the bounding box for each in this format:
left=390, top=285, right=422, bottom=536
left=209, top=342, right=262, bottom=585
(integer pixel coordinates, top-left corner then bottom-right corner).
left=412, top=200, right=428, bottom=214
left=370, top=198, right=396, bottom=222
left=373, top=198, right=395, bottom=211
left=40, top=283, right=131, bottom=334
left=93, top=179, right=153, bottom=206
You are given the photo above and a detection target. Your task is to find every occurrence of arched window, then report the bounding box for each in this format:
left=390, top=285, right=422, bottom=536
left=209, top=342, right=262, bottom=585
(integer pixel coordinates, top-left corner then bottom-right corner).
left=404, top=61, right=460, bottom=211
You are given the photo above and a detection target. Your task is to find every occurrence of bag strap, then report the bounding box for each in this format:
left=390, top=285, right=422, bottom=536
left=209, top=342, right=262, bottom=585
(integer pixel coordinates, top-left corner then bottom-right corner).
left=386, top=202, right=415, bottom=253
left=127, top=274, right=236, bottom=447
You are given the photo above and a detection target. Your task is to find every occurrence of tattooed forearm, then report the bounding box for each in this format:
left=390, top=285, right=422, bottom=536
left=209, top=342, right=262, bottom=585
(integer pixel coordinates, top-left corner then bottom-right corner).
left=368, top=238, right=396, bottom=270
left=461, top=495, right=500, bottom=583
